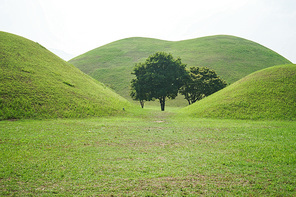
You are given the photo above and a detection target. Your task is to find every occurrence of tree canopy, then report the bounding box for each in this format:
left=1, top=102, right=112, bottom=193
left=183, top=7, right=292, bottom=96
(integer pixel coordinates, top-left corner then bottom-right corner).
left=180, top=67, right=227, bottom=105
left=130, top=52, right=188, bottom=111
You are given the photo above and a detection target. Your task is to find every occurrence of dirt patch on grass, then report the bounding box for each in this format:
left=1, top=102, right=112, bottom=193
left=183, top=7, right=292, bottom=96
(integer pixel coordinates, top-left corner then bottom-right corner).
left=99, top=174, right=247, bottom=196
left=154, top=120, right=165, bottom=123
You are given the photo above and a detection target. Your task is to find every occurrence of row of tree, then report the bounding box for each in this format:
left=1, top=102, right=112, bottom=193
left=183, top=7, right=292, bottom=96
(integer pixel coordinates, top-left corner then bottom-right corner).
left=130, top=52, right=227, bottom=111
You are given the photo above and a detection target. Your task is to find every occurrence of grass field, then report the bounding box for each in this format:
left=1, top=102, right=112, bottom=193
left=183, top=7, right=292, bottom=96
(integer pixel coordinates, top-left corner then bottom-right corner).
left=1, top=107, right=295, bottom=196
left=1, top=31, right=295, bottom=196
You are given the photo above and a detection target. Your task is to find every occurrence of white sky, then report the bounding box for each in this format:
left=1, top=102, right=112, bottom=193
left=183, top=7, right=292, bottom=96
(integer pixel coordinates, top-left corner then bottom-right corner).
left=1, top=0, right=295, bottom=62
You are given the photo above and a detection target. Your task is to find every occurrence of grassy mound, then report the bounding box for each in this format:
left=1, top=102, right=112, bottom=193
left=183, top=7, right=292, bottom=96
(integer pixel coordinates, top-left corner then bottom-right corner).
left=0, top=31, right=132, bottom=120
left=180, top=64, right=296, bottom=120
left=69, top=36, right=291, bottom=101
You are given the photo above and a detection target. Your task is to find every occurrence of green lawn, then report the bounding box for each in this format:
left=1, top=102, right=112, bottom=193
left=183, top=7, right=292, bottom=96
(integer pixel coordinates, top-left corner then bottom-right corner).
left=1, top=108, right=295, bottom=196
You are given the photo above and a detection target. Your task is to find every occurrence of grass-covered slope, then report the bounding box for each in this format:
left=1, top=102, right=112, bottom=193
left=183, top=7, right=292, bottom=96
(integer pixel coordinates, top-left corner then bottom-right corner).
left=0, top=31, right=132, bottom=120
left=69, top=36, right=291, bottom=100
left=180, top=64, right=296, bottom=120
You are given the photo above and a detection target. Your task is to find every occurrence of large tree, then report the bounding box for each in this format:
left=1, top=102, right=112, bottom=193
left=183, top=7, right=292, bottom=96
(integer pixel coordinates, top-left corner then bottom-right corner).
left=130, top=52, right=188, bottom=111
left=180, top=67, right=227, bottom=105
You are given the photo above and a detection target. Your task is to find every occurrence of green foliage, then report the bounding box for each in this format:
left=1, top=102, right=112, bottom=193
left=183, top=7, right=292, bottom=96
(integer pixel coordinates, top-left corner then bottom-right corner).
left=69, top=36, right=291, bottom=106
left=130, top=63, right=150, bottom=108
left=130, top=52, right=188, bottom=111
left=0, top=31, right=133, bottom=120
left=180, top=67, right=227, bottom=104
left=180, top=64, right=296, bottom=120
left=1, top=111, right=296, bottom=195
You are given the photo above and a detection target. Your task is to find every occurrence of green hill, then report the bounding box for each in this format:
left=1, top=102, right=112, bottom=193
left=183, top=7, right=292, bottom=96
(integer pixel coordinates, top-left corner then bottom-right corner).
left=69, top=35, right=291, bottom=103
left=0, top=31, right=132, bottom=120
left=180, top=64, right=296, bottom=120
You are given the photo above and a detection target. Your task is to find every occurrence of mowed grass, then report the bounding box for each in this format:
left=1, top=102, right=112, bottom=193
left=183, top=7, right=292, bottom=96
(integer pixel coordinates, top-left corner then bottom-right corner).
left=0, top=31, right=133, bottom=120
left=69, top=35, right=291, bottom=102
left=1, top=108, right=295, bottom=196
left=181, top=64, right=296, bottom=121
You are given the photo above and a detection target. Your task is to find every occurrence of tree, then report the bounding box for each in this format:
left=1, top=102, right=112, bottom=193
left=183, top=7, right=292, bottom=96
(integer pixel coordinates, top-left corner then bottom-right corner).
left=130, top=63, right=150, bottom=108
left=130, top=52, right=188, bottom=111
left=130, top=79, right=145, bottom=108
left=180, top=67, right=227, bottom=105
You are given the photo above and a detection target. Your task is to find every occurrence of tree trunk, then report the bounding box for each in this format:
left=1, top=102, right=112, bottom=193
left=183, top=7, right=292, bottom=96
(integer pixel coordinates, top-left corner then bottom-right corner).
left=159, top=96, right=165, bottom=111
left=140, top=100, right=144, bottom=108
left=187, top=99, right=191, bottom=105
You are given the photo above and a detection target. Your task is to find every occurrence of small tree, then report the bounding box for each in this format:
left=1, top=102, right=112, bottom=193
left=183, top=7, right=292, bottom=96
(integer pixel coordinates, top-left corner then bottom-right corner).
left=130, top=63, right=148, bottom=108
left=130, top=79, right=145, bottom=108
left=180, top=67, right=227, bottom=105
left=130, top=52, right=188, bottom=111
left=130, top=63, right=151, bottom=108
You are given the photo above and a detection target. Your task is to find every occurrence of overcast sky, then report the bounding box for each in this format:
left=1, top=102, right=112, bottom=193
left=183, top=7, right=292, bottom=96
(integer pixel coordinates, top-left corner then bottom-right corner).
left=1, top=0, right=295, bottom=62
